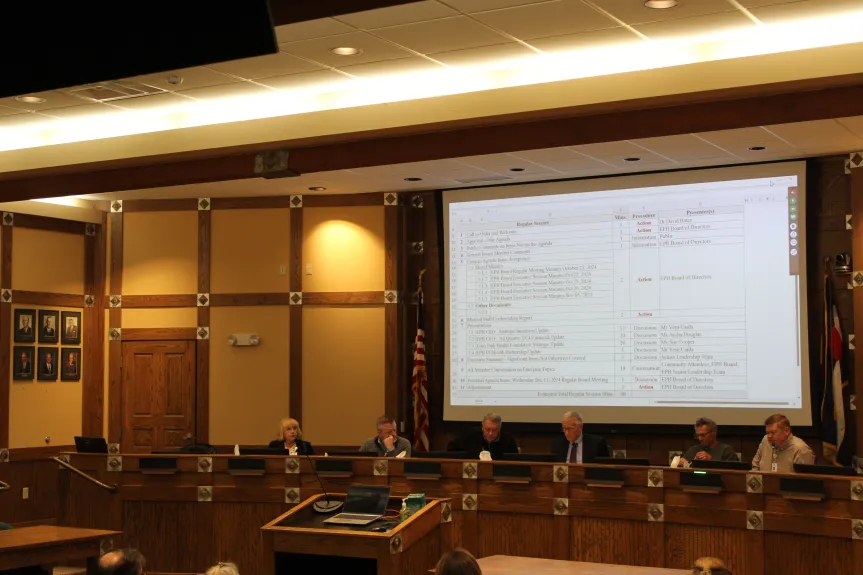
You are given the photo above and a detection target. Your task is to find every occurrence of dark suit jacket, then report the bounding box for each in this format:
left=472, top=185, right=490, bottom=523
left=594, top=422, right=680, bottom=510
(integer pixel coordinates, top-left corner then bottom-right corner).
left=448, top=431, right=518, bottom=460
left=551, top=433, right=610, bottom=464
left=268, top=439, right=315, bottom=455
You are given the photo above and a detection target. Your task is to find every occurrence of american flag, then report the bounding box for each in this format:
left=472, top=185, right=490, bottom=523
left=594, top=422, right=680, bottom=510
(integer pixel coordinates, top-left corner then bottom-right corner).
left=821, top=272, right=851, bottom=465
left=412, top=285, right=430, bottom=452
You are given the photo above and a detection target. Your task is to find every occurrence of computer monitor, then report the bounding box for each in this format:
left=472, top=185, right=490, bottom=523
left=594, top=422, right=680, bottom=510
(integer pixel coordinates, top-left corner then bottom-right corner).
left=593, top=457, right=651, bottom=467
left=326, top=451, right=378, bottom=457
left=343, top=484, right=392, bottom=515
left=690, top=460, right=752, bottom=471
left=499, top=453, right=556, bottom=463
left=74, top=436, right=108, bottom=454
left=414, top=451, right=470, bottom=460
left=794, top=463, right=858, bottom=477
left=239, top=446, right=289, bottom=456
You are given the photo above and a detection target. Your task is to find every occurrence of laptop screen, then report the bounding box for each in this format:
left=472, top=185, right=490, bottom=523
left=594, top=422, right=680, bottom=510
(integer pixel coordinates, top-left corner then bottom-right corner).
left=342, top=485, right=391, bottom=515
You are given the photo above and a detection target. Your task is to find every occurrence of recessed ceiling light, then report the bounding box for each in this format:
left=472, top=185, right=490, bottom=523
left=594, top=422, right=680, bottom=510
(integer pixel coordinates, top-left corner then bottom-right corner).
left=15, top=95, right=46, bottom=104
left=404, top=177, right=423, bottom=182
left=748, top=145, right=767, bottom=151
left=330, top=47, right=362, bottom=56
left=166, top=75, right=184, bottom=86
left=644, top=0, right=678, bottom=8
left=509, top=168, right=525, bottom=172
left=624, top=157, right=642, bottom=162
left=308, top=186, right=326, bottom=191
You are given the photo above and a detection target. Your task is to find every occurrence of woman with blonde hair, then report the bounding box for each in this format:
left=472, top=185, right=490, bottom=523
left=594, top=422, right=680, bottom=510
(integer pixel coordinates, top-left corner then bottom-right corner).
left=691, top=557, right=731, bottom=575
left=434, top=549, right=482, bottom=575
left=205, top=563, right=239, bottom=575
left=268, top=417, right=315, bottom=455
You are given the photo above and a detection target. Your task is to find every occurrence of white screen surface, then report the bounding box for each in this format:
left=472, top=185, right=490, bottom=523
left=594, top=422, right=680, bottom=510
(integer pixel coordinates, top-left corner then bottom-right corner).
left=443, top=163, right=811, bottom=426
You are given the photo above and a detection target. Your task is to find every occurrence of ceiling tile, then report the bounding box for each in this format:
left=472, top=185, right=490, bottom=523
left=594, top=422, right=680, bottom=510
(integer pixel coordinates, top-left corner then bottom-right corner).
left=0, top=113, right=54, bottom=129
left=445, top=0, right=552, bottom=12
left=338, top=57, right=446, bottom=79
left=736, top=0, right=801, bottom=6
left=837, top=116, right=863, bottom=139
left=510, top=147, right=588, bottom=162
left=178, top=82, right=275, bottom=101
left=584, top=151, right=676, bottom=168
left=634, top=11, right=756, bottom=40
left=274, top=18, right=355, bottom=43
left=0, top=90, right=90, bottom=112
left=590, top=0, right=737, bottom=25
left=281, top=31, right=415, bottom=67
left=38, top=103, right=127, bottom=120
left=763, top=120, right=863, bottom=153
left=374, top=16, right=512, bottom=54
left=570, top=140, right=655, bottom=157
left=628, top=134, right=736, bottom=161
left=749, top=0, right=863, bottom=24
left=473, top=0, right=619, bottom=40
left=206, top=52, right=323, bottom=80
left=429, top=42, right=538, bottom=66
left=694, top=127, right=798, bottom=156
left=0, top=105, right=23, bottom=117
left=128, top=67, right=240, bottom=92
left=335, top=1, right=458, bottom=29
left=528, top=27, right=643, bottom=53
left=256, top=70, right=357, bottom=93
left=455, top=153, right=558, bottom=175
left=108, top=93, right=197, bottom=112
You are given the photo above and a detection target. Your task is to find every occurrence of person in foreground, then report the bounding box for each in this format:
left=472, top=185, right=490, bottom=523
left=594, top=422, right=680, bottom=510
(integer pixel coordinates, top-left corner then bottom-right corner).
left=690, top=556, right=731, bottom=575
left=680, top=417, right=739, bottom=465
left=435, top=548, right=482, bottom=575
left=96, top=549, right=145, bottom=575
left=448, top=412, right=518, bottom=460
left=205, top=563, right=239, bottom=575
left=268, top=417, right=314, bottom=455
left=751, top=414, right=814, bottom=473
left=551, top=410, right=609, bottom=463
left=360, top=415, right=412, bottom=457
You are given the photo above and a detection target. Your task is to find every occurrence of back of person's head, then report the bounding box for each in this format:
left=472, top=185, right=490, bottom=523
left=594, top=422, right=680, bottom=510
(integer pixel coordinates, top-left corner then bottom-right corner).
left=205, top=562, right=239, bottom=575
left=691, top=557, right=731, bottom=575
left=435, top=549, right=482, bottom=575
left=97, top=549, right=145, bottom=575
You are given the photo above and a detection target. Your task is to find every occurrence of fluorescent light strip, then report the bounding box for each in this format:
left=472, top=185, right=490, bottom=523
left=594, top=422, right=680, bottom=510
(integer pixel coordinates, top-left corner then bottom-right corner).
left=1, top=10, right=863, bottom=153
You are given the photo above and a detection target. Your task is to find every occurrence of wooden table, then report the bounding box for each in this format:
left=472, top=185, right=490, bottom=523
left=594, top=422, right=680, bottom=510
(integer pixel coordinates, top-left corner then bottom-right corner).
left=478, top=556, right=689, bottom=575
left=0, top=526, right=120, bottom=573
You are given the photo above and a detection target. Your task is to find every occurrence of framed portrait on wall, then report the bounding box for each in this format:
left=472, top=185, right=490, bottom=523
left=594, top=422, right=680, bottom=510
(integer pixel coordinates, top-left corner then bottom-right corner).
left=13, top=309, right=36, bottom=343
left=37, top=346, right=59, bottom=381
left=61, top=348, right=81, bottom=382
left=12, top=346, right=35, bottom=381
left=61, top=311, right=82, bottom=345
left=38, top=309, right=59, bottom=344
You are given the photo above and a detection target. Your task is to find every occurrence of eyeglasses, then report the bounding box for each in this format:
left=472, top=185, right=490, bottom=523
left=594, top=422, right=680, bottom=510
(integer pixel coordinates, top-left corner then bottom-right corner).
left=562, top=426, right=580, bottom=432
left=694, top=432, right=713, bottom=439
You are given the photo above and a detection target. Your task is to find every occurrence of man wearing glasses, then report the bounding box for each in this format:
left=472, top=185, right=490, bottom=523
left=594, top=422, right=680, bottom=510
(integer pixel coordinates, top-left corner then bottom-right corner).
left=679, top=417, right=738, bottom=465
left=751, top=414, right=814, bottom=473
left=551, top=411, right=609, bottom=464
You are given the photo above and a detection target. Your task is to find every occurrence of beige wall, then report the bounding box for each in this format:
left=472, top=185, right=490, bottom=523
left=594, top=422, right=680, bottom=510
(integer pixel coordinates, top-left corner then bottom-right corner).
left=123, top=211, right=197, bottom=295
left=122, top=308, right=197, bottom=328
left=211, top=209, right=290, bottom=293
left=302, top=306, right=385, bottom=446
left=12, top=228, right=85, bottom=294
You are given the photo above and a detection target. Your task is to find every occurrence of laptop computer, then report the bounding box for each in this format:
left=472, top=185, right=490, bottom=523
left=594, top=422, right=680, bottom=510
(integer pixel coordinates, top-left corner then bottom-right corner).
left=323, top=484, right=392, bottom=526
left=74, top=436, right=108, bottom=454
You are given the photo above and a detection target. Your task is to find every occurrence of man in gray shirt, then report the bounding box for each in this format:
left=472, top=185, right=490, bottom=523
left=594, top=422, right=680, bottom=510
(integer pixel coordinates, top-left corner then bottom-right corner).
left=359, top=415, right=412, bottom=457
left=751, top=414, right=814, bottom=473
left=680, top=417, right=738, bottom=465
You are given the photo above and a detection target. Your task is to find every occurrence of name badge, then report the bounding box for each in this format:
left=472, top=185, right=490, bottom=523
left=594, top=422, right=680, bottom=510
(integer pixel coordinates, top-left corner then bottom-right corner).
left=771, top=462, right=778, bottom=472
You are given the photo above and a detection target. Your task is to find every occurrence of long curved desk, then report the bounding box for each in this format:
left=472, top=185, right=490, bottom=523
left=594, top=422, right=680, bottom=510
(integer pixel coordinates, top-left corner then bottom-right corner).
left=56, top=454, right=863, bottom=575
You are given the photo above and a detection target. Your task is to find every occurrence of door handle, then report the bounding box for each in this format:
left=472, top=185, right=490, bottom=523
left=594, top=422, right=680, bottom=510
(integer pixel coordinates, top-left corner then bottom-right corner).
left=183, top=433, right=194, bottom=442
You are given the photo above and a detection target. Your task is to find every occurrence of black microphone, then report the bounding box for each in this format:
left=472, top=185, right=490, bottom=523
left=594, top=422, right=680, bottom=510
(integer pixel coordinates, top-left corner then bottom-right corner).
left=303, top=452, right=343, bottom=514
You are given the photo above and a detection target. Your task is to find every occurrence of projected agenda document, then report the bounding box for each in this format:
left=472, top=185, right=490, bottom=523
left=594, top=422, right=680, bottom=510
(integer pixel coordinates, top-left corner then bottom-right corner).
left=449, top=176, right=803, bottom=409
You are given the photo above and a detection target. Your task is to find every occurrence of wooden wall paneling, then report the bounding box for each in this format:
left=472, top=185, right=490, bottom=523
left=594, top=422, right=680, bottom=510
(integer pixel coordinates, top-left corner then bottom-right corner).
left=404, top=194, right=425, bottom=441
left=477, top=512, right=558, bottom=559
left=123, top=199, right=198, bottom=212
left=301, top=291, right=384, bottom=305
left=664, top=525, right=748, bottom=573
left=197, top=208, right=211, bottom=445
left=384, top=199, right=401, bottom=421
left=121, top=328, right=198, bottom=341
left=764, top=532, right=854, bottom=574
left=213, top=502, right=287, bottom=575
left=571, top=517, right=664, bottom=567
left=422, top=193, right=444, bottom=449
left=119, top=294, right=198, bottom=308
left=851, top=160, right=863, bottom=464
left=290, top=208, right=303, bottom=425
left=9, top=213, right=86, bottom=235
left=12, top=291, right=84, bottom=307
left=83, top=214, right=107, bottom=437
left=0, top=222, right=12, bottom=448
left=302, top=193, right=384, bottom=208
left=209, top=293, right=292, bottom=306
left=0, top=459, right=59, bottom=526
left=108, top=211, right=123, bottom=444
left=210, top=196, right=294, bottom=210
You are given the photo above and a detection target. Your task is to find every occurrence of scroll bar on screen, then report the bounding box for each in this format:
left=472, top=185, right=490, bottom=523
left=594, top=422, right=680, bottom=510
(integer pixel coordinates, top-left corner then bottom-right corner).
left=795, top=278, right=800, bottom=367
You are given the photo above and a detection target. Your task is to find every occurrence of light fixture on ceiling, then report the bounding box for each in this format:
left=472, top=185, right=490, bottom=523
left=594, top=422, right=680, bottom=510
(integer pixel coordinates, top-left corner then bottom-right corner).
left=644, top=0, right=678, bottom=9
left=15, top=95, right=46, bottom=104
left=748, top=145, right=767, bottom=151
left=330, top=47, right=362, bottom=56
left=624, top=157, right=642, bottom=162
left=166, top=75, right=184, bottom=86
left=509, top=168, right=525, bottom=172
left=308, top=186, right=326, bottom=191
left=404, top=177, right=423, bottom=182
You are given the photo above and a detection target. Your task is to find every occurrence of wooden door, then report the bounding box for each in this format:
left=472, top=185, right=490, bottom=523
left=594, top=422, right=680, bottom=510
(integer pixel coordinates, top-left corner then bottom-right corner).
left=121, top=340, right=196, bottom=453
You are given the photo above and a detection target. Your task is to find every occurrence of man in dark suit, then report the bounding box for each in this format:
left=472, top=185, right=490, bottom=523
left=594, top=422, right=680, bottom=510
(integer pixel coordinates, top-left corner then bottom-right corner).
left=19, top=316, right=32, bottom=335
left=43, top=317, right=55, bottom=338
left=551, top=411, right=609, bottom=464
left=18, top=352, right=32, bottom=377
left=448, top=412, right=518, bottom=460
left=65, top=318, right=78, bottom=339
left=42, top=353, right=55, bottom=376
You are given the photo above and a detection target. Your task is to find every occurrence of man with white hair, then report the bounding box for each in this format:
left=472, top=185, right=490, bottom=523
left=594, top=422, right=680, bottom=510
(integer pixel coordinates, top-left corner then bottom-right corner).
left=550, top=411, right=610, bottom=464
left=447, top=412, right=518, bottom=460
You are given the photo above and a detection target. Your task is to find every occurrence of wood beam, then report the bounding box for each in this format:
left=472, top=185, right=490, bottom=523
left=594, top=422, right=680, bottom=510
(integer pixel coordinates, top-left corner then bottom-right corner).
left=384, top=199, right=401, bottom=420
left=197, top=207, right=211, bottom=445
left=290, top=208, right=303, bottom=426
left=121, top=328, right=198, bottom=341
left=82, top=215, right=106, bottom=436
left=851, top=155, right=863, bottom=464
left=107, top=212, right=123, bottom=445
left=0, top=223, right=12, bottom=448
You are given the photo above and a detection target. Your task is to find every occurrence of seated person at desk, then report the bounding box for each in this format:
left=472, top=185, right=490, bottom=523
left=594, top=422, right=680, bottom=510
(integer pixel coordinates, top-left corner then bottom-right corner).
left=359, top=415, right=412, bottom=457
left=268, top=417, right=315, bottom=455
left=551, top=410, right=609, bottom=464
left=751, top=413, right=814, bottom=473
left=448, top=412, right=518, bottom=460
left=680, top=417, right=738, bottom=465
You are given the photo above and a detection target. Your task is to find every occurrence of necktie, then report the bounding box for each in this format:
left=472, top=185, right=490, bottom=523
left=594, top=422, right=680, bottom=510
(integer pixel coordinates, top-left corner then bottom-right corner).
left=568, top=443, right=575, bottom=463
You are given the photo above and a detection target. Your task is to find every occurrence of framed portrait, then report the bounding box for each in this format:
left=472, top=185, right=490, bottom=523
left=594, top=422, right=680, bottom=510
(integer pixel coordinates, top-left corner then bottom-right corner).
left=38, top=309, right=59, bottom=344
left=37, top=346, right=59, bottom=382
left=61, top=311, right=82, bottom=345
left=61, top=348, right=81, bottom=382
left=13, top=309, right=36, bottom=343
left=12, top=346, right=35, bottom=381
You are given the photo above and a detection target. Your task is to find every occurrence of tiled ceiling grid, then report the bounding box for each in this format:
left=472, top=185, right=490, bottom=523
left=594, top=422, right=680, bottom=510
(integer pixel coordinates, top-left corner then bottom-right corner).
left=0, top=0, right=860, bottom=127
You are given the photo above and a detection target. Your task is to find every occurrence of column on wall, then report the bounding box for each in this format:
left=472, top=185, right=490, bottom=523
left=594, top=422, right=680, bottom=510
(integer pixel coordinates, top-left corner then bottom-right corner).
left=849, top=152, right=863, bottom=469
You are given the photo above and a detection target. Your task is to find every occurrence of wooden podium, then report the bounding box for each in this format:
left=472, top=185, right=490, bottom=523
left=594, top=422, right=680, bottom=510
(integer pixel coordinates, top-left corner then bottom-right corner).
left=0, top=526, right=121, bottom=574
left=261, top=494, right=453, bottom=575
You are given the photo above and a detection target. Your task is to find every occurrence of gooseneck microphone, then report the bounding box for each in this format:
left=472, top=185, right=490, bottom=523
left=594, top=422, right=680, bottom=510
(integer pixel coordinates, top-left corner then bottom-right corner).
left=304, top=452, right=343, bottom=514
